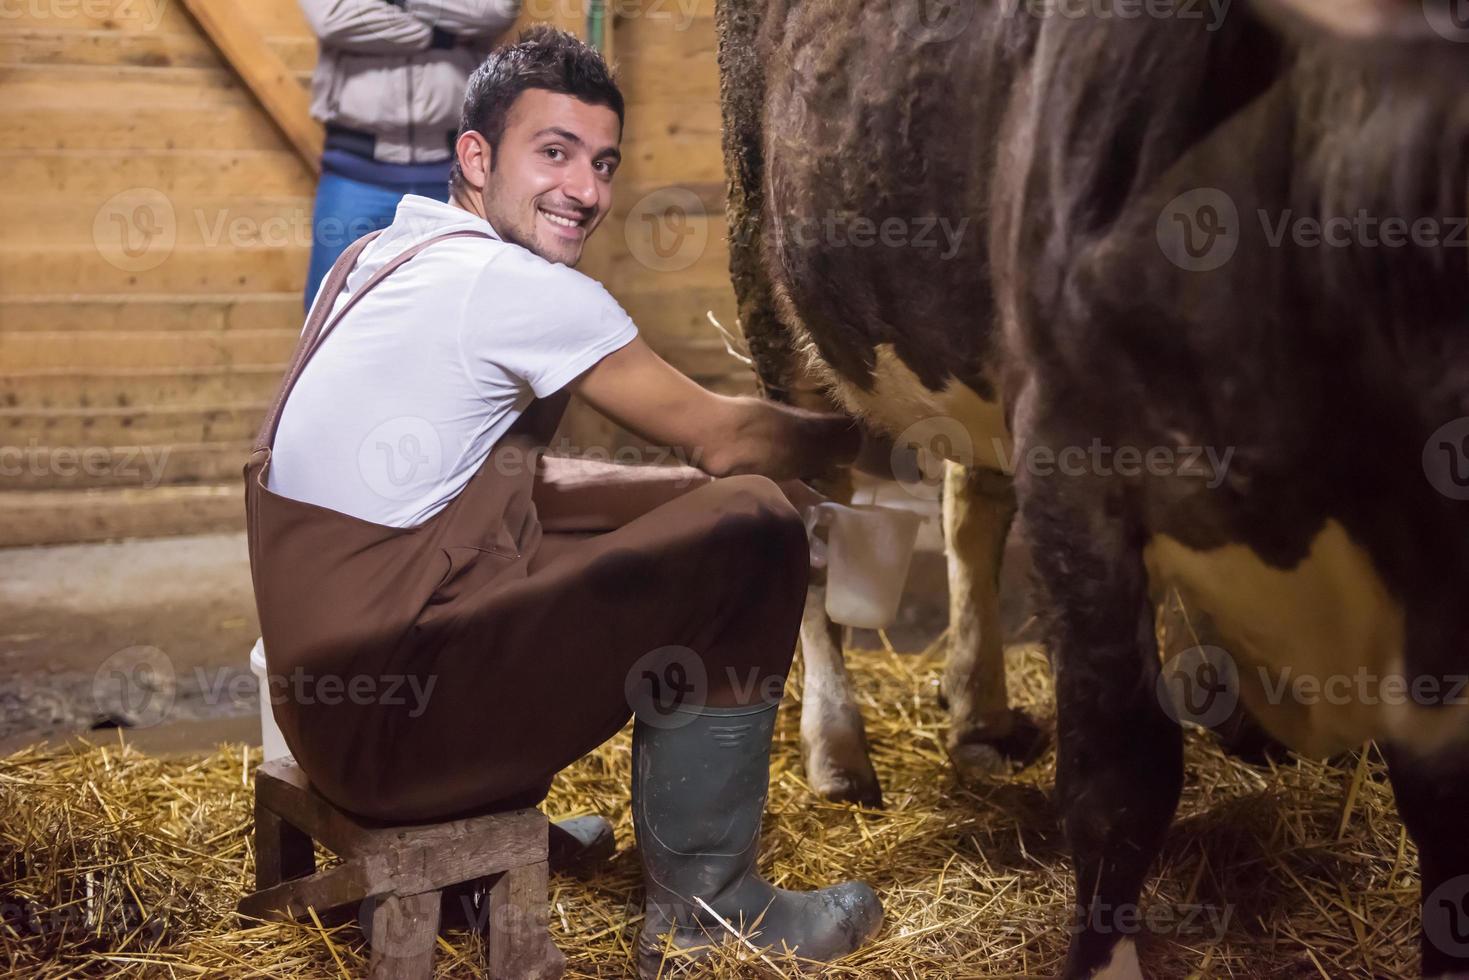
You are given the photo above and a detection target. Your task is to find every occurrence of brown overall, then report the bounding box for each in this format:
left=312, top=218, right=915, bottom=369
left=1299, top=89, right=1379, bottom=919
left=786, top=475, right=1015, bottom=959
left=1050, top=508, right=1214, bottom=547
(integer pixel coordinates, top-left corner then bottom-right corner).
left=245, top=231, right=809, bottom=822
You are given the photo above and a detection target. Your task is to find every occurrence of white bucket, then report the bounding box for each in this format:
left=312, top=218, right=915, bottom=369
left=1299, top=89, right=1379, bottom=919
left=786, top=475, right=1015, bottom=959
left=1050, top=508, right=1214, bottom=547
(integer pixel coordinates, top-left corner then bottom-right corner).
left=804, top=501, right=924, bottom=629
left=249, top=638, right=291, bottom=763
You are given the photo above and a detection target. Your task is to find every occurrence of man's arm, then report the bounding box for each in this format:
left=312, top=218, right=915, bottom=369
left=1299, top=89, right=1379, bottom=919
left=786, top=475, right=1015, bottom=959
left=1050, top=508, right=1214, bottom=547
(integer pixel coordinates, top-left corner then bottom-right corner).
left=404, top=0, right=521, bottom=38
left=572, top=337, right=862, bottom=482
left=297, top=0, right=434, bottom=53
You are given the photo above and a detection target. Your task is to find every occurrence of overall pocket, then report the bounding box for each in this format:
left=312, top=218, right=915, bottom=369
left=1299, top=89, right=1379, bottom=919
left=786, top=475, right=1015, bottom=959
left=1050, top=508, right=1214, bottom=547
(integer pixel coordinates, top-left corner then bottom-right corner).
left=428, top=525, right=524, bottom=607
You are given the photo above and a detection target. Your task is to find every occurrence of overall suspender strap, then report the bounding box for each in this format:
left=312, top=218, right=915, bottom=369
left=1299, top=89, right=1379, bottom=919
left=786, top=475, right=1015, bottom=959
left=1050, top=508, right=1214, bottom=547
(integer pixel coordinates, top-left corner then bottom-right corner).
left=252, top=228, right=493, bottom=453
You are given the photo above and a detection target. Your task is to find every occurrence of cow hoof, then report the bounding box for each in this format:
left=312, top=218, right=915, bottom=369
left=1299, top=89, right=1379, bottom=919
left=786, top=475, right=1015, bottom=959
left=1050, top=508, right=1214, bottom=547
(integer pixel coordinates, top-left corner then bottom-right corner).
left=802, top=745, right=884, bottom=808
left=948, top=741, right=1007, bottom=782
left=811, top=768, right=884, bottom=809
left=947, top=708, right=1048, bottom=782
left=800, top=700, right=885, bottom=808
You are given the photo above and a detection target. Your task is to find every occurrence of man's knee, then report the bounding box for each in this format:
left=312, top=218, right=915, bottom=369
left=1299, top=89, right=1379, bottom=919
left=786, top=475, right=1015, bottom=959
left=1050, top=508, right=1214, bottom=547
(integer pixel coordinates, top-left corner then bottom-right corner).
left=710, top=475, right=809, bottom=577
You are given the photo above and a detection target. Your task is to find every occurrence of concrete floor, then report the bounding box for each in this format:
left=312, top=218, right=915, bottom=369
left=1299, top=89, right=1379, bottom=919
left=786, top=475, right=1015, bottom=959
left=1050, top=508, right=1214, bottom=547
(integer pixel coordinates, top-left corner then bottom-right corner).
left=0, top=532, right=262, bottom=752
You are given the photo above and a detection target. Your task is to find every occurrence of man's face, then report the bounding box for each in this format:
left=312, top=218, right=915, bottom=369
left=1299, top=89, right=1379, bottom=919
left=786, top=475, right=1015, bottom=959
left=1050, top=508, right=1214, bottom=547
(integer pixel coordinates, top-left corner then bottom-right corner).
left=477, top=89, right=621, bottom=267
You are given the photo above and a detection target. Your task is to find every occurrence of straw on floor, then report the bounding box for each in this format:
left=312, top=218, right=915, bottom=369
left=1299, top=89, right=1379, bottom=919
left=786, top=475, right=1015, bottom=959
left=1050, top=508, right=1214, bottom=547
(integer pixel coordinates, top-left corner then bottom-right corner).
left=0, top=643, right=1420, bottom=978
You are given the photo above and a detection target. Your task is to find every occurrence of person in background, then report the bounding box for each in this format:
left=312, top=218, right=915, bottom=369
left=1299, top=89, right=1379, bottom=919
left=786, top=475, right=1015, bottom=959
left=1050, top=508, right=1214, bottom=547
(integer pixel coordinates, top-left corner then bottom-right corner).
left=298, top=0, right=521, bottom=309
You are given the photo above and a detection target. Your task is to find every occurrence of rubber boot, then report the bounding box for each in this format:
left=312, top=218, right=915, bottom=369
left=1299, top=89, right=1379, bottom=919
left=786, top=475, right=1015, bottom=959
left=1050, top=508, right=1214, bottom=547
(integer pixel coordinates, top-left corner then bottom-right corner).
left=632, top=701, right=883, bottom=977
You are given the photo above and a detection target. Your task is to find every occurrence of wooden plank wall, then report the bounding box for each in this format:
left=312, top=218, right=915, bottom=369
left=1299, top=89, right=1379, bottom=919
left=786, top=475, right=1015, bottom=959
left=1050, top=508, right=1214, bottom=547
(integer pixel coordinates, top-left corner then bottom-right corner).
left=569, top=0, right=751, bottom=458
left=0, top=0, right=748, bottom=546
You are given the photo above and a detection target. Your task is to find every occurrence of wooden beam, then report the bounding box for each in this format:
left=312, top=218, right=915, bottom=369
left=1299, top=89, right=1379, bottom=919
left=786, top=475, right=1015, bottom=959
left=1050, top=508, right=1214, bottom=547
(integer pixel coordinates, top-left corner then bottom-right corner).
left=179, top=0, right=322, bottom=174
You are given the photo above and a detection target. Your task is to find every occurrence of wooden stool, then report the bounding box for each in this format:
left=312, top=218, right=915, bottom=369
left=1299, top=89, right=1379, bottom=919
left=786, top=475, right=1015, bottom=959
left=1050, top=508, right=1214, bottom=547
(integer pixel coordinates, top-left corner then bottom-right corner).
left=238, top=758, right=565, bottom=980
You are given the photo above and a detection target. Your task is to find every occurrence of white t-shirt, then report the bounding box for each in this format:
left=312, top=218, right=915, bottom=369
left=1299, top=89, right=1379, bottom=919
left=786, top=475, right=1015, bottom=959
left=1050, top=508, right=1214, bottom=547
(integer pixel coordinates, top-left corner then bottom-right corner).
left=268, top=195, right=639, bottom=527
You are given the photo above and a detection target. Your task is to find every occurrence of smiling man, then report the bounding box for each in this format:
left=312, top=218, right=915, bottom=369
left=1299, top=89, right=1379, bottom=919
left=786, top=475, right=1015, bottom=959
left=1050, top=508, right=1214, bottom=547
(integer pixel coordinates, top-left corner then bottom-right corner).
left=251, top=26, right=881, bottom=976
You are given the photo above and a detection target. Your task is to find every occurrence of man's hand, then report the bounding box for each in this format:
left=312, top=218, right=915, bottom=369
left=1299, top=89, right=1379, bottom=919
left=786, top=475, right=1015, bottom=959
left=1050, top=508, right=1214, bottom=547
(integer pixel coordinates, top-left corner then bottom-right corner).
left=573, top=336, right=861, bottom=481
left=777, top=478, right=829, bottom=515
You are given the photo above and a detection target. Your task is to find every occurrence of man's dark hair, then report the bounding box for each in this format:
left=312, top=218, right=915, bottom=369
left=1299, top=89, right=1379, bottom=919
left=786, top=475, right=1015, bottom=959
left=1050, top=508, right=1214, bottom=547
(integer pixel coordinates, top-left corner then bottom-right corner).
left=450, top=26, right=624, bottom=195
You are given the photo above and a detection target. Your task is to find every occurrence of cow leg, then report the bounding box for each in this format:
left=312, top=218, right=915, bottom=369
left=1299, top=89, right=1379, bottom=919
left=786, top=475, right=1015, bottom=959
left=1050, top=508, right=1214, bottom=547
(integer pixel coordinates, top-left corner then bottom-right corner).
left=1024, top=472, right=1183, bottom=979
left=940, top=460, right=1043, bottom=781
left=1383, top=743, right=1469, bottom=979
left=798, top=467, right=883, bottom=808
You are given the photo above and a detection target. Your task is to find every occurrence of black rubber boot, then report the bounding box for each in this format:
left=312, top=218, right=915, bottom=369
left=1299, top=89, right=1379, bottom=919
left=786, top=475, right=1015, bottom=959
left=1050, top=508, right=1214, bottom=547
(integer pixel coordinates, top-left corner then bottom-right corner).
left=632, top=702, right=883, bottom=977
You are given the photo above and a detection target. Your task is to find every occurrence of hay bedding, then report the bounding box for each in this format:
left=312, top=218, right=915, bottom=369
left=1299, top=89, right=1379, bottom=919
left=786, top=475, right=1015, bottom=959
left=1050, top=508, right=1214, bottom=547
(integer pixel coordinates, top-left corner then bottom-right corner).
left=0, top=645, right=1421, bottom=978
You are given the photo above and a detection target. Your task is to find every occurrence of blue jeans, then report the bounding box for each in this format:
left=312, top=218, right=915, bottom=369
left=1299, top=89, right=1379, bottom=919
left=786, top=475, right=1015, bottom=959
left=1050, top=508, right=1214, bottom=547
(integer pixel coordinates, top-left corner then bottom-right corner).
left=305, top=169, right=450, bottom=311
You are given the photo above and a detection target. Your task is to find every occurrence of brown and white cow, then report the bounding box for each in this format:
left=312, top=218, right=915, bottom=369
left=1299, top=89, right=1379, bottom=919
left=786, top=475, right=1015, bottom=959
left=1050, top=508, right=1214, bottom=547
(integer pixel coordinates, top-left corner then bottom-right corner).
left=717, top=0, right=1469, bottom=975
left=717, top=0, right=1051, bottom=809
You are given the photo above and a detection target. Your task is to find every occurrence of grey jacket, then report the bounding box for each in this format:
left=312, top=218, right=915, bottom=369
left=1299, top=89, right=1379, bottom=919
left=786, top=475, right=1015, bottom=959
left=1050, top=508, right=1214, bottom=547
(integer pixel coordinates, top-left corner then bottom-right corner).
left=299, top=0, right=521, bottom=165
